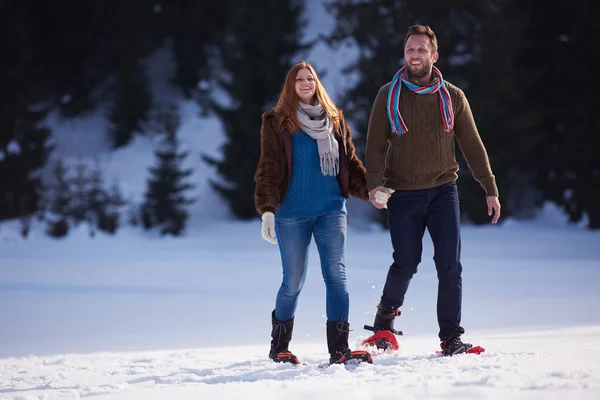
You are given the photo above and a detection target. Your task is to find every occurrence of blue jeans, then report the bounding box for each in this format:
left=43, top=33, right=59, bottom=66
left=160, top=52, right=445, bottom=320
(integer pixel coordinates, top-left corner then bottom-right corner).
left=382, top=181, right=463, bottom=340
left=274, top=211, right=349, bottom=322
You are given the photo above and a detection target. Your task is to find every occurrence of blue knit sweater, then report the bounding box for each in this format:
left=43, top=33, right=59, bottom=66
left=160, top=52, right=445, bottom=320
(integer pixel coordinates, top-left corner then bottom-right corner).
left=276, top=130, right=345, bottom=218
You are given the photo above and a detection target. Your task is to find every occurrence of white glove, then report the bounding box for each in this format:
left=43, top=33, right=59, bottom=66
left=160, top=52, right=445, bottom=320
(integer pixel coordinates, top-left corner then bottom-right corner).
left=374, top=188, right=395, bottom=209
left=261, top=212, right=277, bottom=244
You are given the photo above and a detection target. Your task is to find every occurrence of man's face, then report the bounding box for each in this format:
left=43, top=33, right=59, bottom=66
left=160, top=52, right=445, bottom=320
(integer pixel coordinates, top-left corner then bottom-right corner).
left=404, top=34, right=438, bottom=80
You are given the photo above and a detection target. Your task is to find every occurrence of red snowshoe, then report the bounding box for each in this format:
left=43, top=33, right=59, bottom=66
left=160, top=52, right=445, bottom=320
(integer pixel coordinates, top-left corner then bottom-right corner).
left=361, top=329, right=400, bottom=351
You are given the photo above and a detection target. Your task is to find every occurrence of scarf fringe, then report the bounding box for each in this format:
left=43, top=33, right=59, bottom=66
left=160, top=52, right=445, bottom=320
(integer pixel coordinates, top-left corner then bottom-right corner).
left=297, top=102, right=339, bottom=177
left=320, top=154, right=339, bottom=177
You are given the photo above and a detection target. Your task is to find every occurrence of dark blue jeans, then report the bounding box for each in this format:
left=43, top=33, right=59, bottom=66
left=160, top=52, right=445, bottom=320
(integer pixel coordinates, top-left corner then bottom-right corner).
left=274, top=211, right=349, bottom=322
left=382, top=181, right=463, bottom=340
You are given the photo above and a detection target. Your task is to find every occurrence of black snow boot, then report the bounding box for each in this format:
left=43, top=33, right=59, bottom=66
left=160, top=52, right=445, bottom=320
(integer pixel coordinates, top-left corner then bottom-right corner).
left=326, top=321, right=372, bottom=365
left=372, top=301, right=402, bottom=335
left=440, top=327, right=473, bottom=356
left=269, top=310, right=299, bottom=364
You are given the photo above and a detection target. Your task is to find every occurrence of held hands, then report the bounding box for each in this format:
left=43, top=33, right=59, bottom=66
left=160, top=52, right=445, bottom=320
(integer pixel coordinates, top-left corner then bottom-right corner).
left=368, top=186, right=500, bottom=223
left=369, top=186, right=395, bottom=209
left=487, top=196, right=501, bottom=224
left=261, top=212, right=277, bottom=244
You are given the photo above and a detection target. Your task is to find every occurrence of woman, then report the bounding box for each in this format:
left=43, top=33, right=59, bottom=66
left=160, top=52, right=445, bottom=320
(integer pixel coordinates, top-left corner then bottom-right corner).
left=254, top=60, right=372, bottom=366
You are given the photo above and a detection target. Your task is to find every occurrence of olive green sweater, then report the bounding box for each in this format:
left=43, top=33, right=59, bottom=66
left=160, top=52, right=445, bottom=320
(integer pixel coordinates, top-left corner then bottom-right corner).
left=365, top=81, right=498, bottom=197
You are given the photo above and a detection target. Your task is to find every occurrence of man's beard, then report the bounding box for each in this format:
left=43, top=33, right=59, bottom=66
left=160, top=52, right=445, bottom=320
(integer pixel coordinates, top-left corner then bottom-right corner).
left=406, top=61, right=432, bottom=80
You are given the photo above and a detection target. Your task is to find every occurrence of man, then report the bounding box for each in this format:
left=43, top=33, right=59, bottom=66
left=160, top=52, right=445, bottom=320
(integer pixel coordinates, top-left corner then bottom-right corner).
left=364, top=24, right=501, bottom=356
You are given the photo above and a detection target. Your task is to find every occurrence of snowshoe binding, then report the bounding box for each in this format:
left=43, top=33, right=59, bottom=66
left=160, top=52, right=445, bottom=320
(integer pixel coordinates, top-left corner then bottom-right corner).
left=362, top=304, right=403, bottom=351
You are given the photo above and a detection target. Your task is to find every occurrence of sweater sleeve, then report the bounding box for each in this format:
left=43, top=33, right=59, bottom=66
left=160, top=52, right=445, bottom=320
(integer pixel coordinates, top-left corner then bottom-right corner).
left=453, top=90, right=499, bottom=197
left=364, top=84, right=392, bottom=191
left=254, top=112, right=282, bottom=215
left=343, top=117, right=369, bottom=201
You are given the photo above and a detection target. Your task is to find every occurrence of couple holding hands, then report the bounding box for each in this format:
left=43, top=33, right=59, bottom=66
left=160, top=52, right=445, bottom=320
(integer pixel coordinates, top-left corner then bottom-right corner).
left=254, top=25, right=500, bottom=366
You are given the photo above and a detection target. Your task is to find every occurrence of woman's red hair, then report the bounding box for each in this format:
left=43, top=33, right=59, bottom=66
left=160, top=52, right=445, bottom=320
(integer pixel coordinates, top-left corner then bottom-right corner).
left=274, top=61, right=341, bottom=133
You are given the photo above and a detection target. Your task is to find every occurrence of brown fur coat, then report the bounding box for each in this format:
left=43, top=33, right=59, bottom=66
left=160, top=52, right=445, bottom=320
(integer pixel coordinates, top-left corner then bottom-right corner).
left=254, top=108, right=368, bottom=216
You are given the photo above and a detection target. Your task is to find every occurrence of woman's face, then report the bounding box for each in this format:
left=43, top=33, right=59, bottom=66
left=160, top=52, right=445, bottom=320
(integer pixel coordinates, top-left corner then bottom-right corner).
left=294, top=68, right=316, bottom=104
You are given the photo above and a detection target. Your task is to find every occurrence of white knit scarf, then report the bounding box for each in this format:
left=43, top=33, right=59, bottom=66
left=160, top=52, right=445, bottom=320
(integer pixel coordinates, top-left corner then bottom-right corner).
left=297, top=102, right=339, bottom=176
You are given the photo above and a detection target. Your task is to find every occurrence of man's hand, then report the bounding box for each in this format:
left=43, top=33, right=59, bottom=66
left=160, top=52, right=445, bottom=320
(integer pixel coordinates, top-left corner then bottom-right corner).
left=261, top=212, right=277, bottom=244
left=487, top=196, right=501, bottom=224
left=369, top=186, right=395, bottom=209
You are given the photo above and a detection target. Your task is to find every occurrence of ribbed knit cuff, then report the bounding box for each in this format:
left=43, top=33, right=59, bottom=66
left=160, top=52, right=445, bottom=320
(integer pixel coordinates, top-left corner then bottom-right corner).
left=260, top=205, right=276, bottom=216
left=481, top=176, right=499, bottom=197
left=366, top=174, right=386, bottom=192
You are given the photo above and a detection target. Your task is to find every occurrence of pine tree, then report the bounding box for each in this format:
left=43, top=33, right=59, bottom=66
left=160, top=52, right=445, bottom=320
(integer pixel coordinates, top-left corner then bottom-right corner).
left=203, top=0, right=307, bottom=219
left=45, top=160, right=72, bottom=238
left=126, top=196, right=141, bottom=227
left=141, top=105, right=195, bottom=236
left=71, top=160, right=90, bottom=225
left=104, top=181, right=126, bottom=233
left=508, top=0, right=600, bottom=229
left=0, top=107, right=54, bottom=221
left=159, top=1, right=230, bottom=98
left=87, top=162, right=124, bottom=236
left=20, top=215, right=31, bottom=239
left=89, top=0, right=159, bottom=149
left=106, top=59, right=154, bottom=148
left=0, top=0, right=157, bottom=221
left=0, top=1, right=233, bottom=222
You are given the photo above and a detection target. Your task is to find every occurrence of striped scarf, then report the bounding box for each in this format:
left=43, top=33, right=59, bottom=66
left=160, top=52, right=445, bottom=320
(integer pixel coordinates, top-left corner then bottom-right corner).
left=386, top=66, right=454, bottom=135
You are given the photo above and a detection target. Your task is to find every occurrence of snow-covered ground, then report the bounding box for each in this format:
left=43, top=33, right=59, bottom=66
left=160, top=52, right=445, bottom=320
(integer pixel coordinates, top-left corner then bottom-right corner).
left=2, top=325, right=599, bottom=400
left=1, top=206, right=600, bottom=399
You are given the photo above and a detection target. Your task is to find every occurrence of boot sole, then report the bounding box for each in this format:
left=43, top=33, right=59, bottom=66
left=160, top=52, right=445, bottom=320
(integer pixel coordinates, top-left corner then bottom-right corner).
left=270, top=351, right=300, bottom=364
